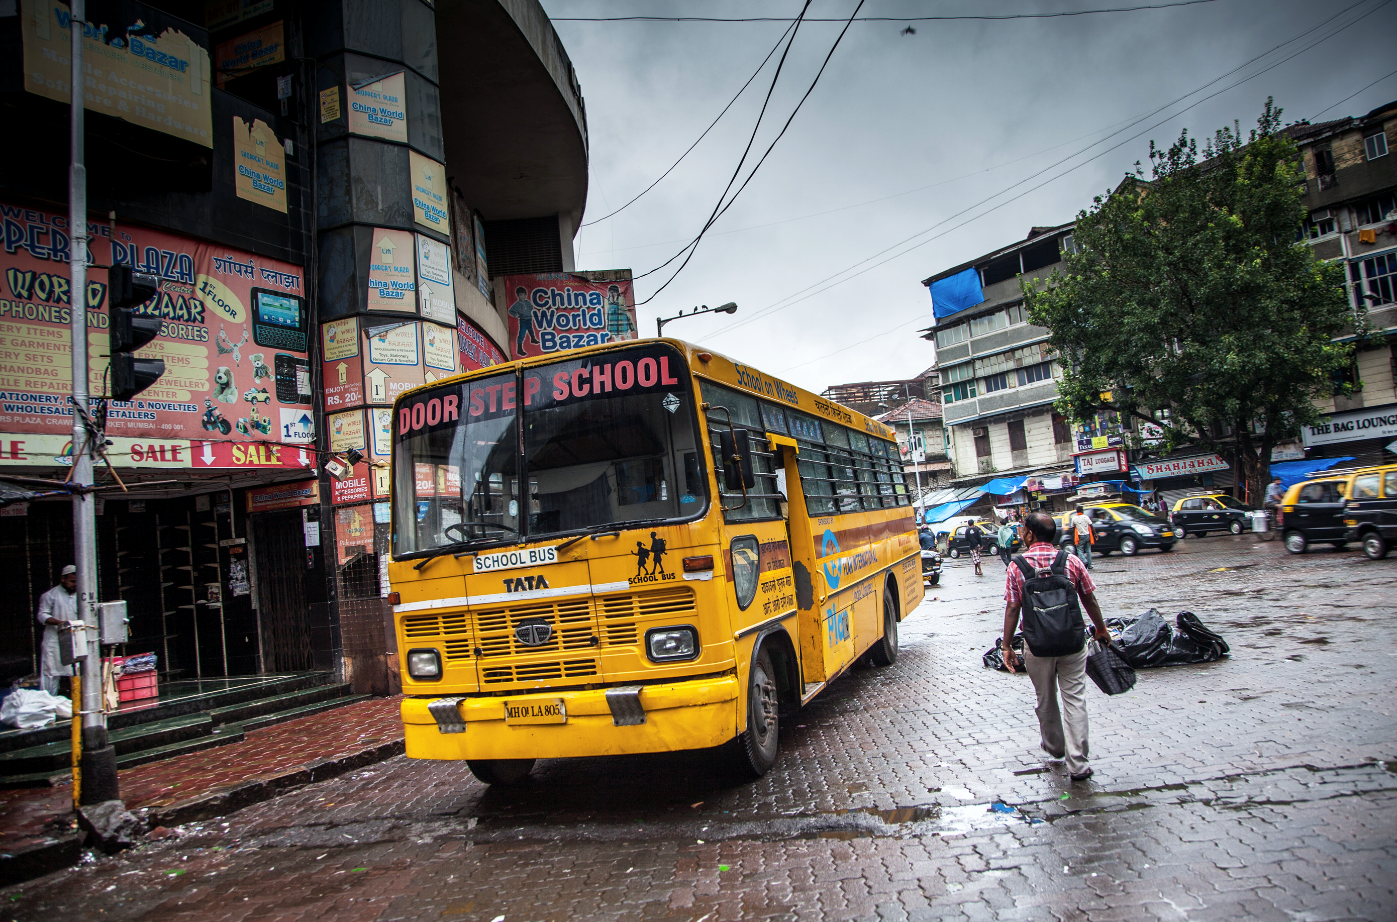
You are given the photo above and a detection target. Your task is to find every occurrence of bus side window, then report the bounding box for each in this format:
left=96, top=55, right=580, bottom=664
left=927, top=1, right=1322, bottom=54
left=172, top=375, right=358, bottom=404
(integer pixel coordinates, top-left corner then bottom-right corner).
left=684, top=451, right=702, bottom=496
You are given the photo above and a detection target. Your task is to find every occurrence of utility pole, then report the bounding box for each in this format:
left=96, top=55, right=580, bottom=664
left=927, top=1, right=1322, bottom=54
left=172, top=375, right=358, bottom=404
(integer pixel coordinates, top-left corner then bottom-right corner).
left=68, top=0, right=118, bottom=805
left=904, top=384, right=923, bottom=516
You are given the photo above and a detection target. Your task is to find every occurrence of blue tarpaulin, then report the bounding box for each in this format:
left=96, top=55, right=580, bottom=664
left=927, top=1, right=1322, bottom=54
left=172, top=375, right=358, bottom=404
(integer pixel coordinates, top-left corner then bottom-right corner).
left=923, top=498, right=980, bottom=524
left=1269, top=457, right=1355, bottom=490
left=929, top=267, right=985, bottom=320
left=977, top=476, right=1031, bottom=495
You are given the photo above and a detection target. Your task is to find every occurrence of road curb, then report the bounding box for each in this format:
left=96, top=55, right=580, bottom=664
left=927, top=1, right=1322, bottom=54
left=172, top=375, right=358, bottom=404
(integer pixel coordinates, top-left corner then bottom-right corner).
left=145, top=738, right=405, bottom=828
left=0, top=832, right=84, bottom=888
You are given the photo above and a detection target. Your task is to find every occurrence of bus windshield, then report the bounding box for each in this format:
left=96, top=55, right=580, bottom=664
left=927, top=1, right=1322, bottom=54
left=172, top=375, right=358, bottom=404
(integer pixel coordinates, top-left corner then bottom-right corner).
left=392, top=343, right=707, bottom=558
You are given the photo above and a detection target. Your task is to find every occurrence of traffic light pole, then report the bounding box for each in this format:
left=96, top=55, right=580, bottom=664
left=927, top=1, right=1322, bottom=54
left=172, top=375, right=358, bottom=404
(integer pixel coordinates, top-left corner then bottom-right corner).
left=68, top=0, right=118, bottom=805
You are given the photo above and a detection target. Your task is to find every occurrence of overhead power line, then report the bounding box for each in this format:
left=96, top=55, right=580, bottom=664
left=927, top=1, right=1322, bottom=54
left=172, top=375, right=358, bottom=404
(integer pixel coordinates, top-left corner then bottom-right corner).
left=712, top=0, right=1388, bottom=353
left=555, top=0, right=1224, bottom=23
left=1310, top=67, right=1397, bottom=120
left=581, top=18, right=799, bottom=227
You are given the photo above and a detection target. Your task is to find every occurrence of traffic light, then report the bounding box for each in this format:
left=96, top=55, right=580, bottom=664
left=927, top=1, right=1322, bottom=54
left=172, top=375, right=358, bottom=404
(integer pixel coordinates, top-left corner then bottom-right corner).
left=107, top=266, right=165, bottom=402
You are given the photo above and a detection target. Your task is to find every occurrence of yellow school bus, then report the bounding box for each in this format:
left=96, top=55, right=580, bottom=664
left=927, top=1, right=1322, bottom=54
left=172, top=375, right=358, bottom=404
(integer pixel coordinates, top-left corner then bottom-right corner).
left=388, top=339, right=923, bottom=784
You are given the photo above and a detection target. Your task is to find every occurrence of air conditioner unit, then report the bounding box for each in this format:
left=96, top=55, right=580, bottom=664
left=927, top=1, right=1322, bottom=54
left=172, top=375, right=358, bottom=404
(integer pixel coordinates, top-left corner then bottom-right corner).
left=972, top=426, right=988, bottom=437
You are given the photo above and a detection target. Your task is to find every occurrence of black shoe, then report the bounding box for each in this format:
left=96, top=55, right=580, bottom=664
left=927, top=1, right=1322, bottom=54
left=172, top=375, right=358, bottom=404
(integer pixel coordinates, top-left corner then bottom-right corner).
left=1070, top=767, right=1094, bottom=782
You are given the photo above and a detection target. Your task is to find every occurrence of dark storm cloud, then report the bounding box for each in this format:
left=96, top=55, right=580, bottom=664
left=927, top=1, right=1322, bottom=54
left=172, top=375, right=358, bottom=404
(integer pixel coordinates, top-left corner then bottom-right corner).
left=545, top=0, right=1397, bottom=392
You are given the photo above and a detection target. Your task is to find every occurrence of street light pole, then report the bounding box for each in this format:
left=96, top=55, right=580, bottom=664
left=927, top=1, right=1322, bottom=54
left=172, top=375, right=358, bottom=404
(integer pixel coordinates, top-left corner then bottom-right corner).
left=68, top=0, right=118, bottom=805
left=656, top=302, right=737, bottom=337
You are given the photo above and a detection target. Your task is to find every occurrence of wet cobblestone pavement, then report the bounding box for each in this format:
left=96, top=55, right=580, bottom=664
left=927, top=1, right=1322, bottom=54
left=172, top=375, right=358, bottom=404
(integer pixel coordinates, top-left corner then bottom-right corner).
left=5, top=535, right=1395, bottom=921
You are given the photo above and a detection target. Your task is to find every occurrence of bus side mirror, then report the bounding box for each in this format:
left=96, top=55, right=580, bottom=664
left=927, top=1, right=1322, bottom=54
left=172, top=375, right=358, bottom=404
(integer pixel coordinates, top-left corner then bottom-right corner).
left=719, top=428, right=755, bottom=491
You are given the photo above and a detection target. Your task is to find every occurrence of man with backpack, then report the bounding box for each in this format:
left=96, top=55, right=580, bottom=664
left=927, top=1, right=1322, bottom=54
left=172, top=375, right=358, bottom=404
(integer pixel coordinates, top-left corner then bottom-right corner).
left=1000, top=513, right=1111, bottom=782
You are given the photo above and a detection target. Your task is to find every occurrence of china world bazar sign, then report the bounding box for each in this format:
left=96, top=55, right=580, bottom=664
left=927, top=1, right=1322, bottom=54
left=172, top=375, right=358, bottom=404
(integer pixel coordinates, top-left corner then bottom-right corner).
left=22, top=2, right=213, bottom=147
left=0, top=200, right=309, bottom=444
left=503, top=272, right=637, bottom=360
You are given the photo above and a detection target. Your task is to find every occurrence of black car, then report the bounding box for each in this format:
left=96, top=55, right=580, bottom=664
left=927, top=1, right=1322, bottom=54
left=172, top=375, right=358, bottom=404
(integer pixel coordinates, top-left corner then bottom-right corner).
left=1169, top=492, right=1252, bottom=537
left=945, top=524, right=991, bottom=558
left=1057, top=504, right=1176, bottom=556
left=1278, top=477, right=1349, bottom=554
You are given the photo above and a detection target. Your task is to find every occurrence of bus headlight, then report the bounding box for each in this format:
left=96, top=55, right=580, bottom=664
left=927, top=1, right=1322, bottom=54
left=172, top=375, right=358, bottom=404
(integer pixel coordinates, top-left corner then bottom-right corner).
left=646, top=627, right=699, bottom=662
left=406, top=649, right=441, bottom=679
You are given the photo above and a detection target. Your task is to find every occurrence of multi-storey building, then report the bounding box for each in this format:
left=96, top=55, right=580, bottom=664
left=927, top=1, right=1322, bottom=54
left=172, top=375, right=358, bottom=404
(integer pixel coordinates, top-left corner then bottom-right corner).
left=820, top=367, right=939, bottom=419
left=1289, top=100, right=1397, bottom=467
left=920, top=224, right=1083, bottom=498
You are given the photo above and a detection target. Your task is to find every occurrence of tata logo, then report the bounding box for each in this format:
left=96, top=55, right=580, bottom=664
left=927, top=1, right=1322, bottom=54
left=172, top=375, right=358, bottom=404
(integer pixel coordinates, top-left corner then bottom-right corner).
left=502, top=574, right=550, bottom=593
left=514, top=619, right=553, bottom=647
left=821, top=529, right=842, bottom=589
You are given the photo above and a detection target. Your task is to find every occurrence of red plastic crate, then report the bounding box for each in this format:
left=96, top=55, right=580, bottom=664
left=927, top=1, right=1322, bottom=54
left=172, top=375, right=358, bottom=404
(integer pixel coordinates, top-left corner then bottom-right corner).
left=116, top=671, right=158, bottom=702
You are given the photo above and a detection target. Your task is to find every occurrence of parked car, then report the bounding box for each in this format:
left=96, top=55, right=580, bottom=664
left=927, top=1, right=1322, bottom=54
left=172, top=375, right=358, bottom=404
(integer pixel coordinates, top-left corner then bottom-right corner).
left=945, top=523, right=992, bottom=558
left=921, top=547, right=943, bottom=586
left=1342, top=463, right=1397, bottom=560
left=1055, top=503, right=1176, bottom=556
left=1169, top=491, right=1253, bottom=537
left=1277, top=476, right=1349, bottom=554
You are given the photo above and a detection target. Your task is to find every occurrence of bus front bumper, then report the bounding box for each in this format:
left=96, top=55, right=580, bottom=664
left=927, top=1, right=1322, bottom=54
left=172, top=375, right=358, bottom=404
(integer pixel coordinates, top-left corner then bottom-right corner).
left=402, top=675, right=740, bottom=761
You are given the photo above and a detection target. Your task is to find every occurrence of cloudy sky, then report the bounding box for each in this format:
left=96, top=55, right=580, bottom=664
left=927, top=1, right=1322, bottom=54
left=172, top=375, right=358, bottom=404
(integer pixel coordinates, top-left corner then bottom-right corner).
left=543, top=0, right=1397, bottom=396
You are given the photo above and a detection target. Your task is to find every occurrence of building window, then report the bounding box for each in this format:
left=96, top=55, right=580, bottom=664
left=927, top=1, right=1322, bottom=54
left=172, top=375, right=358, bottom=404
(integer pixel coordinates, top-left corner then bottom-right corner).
left=1356, top=194, right=1396, bottom=226
left=1061, top=234, right=1079, bottom=256
left=970, top=310, right=1009, bottom=338
left=1052, top=412, right=1072, bottom=445
left=1007, top=419, right=1027, bottom=453
left=981, top=372, right=1010, bottom=393
left=974, top=429, right=992, bottom=459
left=944, top=381, right=977, bottom=404
left=1309, top=214, right=1337, bottom=238
left=1314, top=147, right=1335, bottom=176
left=1366, top=131, right=1389, bottom=161
left=944, top=362, right=974, bottom=384
left=1004, top=303, right=1027, bottom=325
left=935, top=324, right=969, bottom=349
left=1360, top=252, right=1396, bottom=306
left=1016, top=361, right=1053, bottom=386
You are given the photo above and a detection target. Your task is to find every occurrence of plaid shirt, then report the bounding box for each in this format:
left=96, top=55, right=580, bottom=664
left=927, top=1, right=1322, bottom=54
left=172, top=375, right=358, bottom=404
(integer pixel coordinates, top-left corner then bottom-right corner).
left=1004, top=540, right=1096, bottom=608
left=606, top=304, right=635, bottom=337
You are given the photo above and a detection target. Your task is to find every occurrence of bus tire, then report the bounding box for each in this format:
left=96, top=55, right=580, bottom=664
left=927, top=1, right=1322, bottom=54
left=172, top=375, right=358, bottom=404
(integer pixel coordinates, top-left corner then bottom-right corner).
left=870, top=586, right=899, bottom=667
left=466, top=758, right=535, bottom=786
left=729, top=647, right=780, bottom=778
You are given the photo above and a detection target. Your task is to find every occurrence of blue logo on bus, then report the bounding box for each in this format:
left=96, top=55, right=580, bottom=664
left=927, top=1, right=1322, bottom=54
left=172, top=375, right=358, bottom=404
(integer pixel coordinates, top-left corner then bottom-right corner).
left=821, top=529, right=841, bottom=589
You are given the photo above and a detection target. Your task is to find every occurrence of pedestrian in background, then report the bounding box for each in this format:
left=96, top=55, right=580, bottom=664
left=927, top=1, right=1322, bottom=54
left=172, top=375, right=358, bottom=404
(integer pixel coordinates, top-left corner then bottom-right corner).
left=967, top=524, right=985, bottom=577
left=1069, top=506, right=1095, bottom=570
left=1001, top=513, right=1111, bottom=782
left=998, top=520, right=1017, bottom=568
left=36, top=565, right=77, bottom=695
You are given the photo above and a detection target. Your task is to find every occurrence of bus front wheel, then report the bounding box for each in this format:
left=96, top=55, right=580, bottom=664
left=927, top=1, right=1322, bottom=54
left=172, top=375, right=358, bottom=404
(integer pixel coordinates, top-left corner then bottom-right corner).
left=466, top=758, right=535, bottom=786
left=729, top=647, right=780, bottom=778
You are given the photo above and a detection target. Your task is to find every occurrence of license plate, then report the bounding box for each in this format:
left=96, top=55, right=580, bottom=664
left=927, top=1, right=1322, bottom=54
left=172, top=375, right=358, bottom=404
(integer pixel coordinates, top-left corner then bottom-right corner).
left=1162, top=531, right=1174, bottom=537
left=503, top=698, right=567, bottom=725
left=474, top=545, right=557, bottom=573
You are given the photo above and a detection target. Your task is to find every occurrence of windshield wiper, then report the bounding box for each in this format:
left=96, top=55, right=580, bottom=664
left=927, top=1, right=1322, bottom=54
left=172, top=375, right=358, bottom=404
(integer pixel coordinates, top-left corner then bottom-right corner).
left=412, top=540, right=479, bottom=572
left=555, top=518, right=677, bottom=553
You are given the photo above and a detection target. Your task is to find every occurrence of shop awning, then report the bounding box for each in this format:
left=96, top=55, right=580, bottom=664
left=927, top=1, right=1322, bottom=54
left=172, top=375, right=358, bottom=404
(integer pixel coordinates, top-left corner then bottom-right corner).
left=977, top=476, right=1031, bottom=495
left=923, top=497, right=980, bottom=524
left=1269, top=457, right=1355, bottom=489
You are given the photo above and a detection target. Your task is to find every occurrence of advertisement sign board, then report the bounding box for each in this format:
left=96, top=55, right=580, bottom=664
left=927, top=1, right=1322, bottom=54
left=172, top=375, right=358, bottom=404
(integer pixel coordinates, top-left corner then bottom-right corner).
left=215, top=21, right=284, bottom=88
left=367, top=229, right=417, bottom=312
left=415, top=235, right=455, bottom=324
left=458, top=316, right=505, bottom=372
left=1300, top=404, right=1397, bottom=447
left=22, top=3, right=212, bottom=147
left=247, top=480, right=318, bottom=514
left=0, top=200, right=308, bottom=447
left=232, top=116, right=287, bottom=213
left=331, top=472, right=372, bottom=505
left=409, top=152, right=451, bottom=236
left=320, top=318, right=363, bottom=411
left=1074, top=448, right=1126, bottom=476
left=503, top=273, right=637, bottom=360
left=347, top=72, right=406, bottom=143
left=362, top=323, right=424, bottom=404
left=1133, top=454, right=1229, bottom=480
left=335, top=505, right=374, bottom=563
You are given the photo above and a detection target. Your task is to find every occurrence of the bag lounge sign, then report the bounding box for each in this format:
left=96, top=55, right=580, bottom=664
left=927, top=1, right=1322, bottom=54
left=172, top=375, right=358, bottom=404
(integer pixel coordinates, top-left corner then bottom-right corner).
left=1301, top=404, right=1397, bottom=447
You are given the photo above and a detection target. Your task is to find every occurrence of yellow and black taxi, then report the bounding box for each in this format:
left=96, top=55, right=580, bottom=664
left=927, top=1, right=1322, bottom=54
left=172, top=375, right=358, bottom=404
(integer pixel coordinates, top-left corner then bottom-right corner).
left=1054, top=502, right=1176, bottom=556
left=1169, top=491, right=1253, bottom=538
left=1342, top=463, right=1397, bottom=560
left=1276, top=476, right=1350, bottom=555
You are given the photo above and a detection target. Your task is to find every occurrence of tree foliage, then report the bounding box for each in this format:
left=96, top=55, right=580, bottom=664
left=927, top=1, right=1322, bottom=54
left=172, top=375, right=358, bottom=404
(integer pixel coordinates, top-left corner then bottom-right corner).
left=1023, top=100, right=1353, bottom=501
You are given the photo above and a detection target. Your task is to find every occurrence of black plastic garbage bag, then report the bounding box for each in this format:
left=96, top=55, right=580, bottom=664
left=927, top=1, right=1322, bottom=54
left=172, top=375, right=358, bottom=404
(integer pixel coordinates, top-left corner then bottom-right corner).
left=1114, top=608, right=1229, bottom=668
left=983, top=632, right=1026, bottom=672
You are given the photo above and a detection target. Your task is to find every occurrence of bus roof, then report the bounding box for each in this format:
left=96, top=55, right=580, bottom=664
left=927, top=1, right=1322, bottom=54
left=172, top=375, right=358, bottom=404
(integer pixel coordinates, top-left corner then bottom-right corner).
left=396, top=337, right=897, bottom=442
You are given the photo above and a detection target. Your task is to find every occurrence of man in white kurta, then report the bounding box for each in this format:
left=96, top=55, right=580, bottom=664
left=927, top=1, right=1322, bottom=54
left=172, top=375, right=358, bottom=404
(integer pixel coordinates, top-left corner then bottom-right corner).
left=36, top=565, right=78, bottom=694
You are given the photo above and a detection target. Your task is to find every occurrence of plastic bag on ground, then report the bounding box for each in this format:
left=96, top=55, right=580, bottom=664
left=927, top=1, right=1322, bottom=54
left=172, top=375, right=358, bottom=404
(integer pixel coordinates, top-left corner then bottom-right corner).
left=1113, top=608, right=1229, bottom=668
left=0, top=687, right=73, bottom=729
left=983, top=633, right=1027, bottom=672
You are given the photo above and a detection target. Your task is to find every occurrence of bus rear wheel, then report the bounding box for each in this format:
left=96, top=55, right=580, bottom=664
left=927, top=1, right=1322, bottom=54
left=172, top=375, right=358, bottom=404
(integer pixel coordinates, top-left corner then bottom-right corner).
left=466, top=758, right=535, bottom=786
left=728, top=647, right=780, bottom=779
left=870, top=585, right=899, bottom=667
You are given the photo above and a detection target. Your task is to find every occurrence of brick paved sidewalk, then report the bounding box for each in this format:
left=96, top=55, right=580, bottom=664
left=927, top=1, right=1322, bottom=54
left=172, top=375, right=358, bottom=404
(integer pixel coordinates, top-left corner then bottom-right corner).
left=0, top=696, right=402, bottom=882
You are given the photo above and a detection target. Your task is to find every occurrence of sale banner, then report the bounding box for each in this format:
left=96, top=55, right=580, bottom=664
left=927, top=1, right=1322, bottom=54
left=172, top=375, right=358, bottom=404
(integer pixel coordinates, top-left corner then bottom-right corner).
left=0, top=200, right=308, bottom=448
left=503, top=273, right=637, bottom=360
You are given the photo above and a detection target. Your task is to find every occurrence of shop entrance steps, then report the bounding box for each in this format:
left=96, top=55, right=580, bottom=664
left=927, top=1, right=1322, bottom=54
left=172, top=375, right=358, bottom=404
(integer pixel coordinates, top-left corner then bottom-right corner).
left=0, top=673, right=373, bottom=788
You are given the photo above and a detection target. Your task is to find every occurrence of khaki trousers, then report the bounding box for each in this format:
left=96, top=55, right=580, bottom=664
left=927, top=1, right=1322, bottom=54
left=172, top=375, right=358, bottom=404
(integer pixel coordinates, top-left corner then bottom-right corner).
left=1023, top=646, right=1090, bottom=775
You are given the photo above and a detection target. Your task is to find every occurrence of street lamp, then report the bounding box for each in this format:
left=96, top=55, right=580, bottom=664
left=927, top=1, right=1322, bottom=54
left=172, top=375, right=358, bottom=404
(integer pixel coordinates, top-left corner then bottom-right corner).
left=656, top=302, right=737, bottom=338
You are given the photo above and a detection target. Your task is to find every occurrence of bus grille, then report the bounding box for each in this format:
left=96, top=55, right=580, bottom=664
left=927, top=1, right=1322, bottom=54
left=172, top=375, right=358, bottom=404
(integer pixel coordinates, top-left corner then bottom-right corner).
left=481, top=658, right=599, bottom=685
left=474, top=597, right=596, bottom=657
left=597, top=586, right=697, bottom=648
left=401, top=611, right=473, bottom=662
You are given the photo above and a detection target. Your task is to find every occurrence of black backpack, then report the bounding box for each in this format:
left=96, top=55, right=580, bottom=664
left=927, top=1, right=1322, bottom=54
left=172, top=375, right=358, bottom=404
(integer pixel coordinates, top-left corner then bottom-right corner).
left=1013, top=551, right=1086, bottom=657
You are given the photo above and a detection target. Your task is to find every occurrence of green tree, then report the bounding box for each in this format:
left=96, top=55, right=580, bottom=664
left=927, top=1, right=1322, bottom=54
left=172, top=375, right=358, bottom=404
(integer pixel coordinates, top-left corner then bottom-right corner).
left=1023, top=100, right=1354, bottom=504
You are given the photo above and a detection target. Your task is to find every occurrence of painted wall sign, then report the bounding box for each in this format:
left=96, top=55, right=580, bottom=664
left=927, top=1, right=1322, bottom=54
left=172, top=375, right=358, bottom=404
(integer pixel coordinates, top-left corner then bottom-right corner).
left=415, top=234, right=454, bottom=324
left=503, top=273, right=638, bottom=360
left=458, top=316, right=505, bottom=373
left=409, top=151, right=451, bottom=235
left=214, top=21, right=284, bottom=88
left=1133, top=453, right=1229, bottom=480
left=22, top=4, right=213, bottom=147
left=367, top=229, right=416, bottom=312
left=0, top=200, right=306, bottom=445
left=347, top=72, right=406, bottom=142
left=232, top=116, right=287, bottom=213
left=1300, top=404, right=1397, bottom=447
